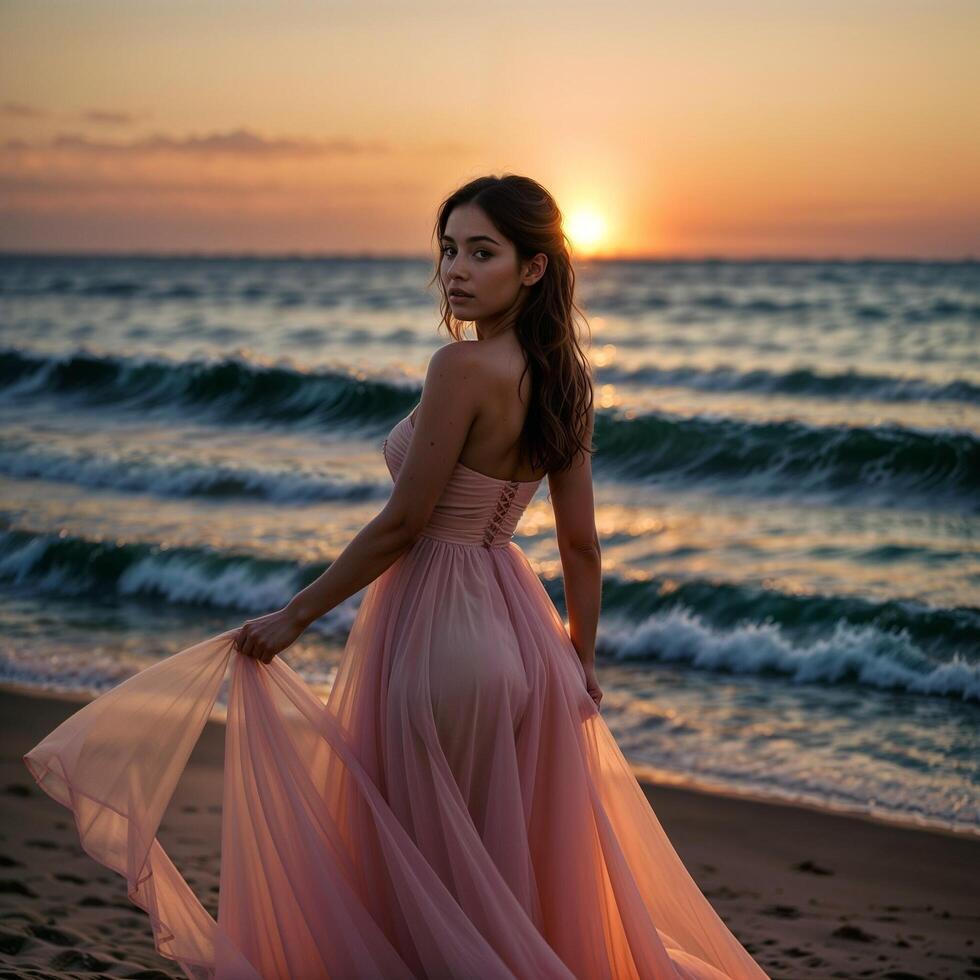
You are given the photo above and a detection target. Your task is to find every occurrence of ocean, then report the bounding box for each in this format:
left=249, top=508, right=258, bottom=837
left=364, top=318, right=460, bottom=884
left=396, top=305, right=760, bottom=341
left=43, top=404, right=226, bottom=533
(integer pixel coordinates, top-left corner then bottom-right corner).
left=1, top=253, right=977, bottom=836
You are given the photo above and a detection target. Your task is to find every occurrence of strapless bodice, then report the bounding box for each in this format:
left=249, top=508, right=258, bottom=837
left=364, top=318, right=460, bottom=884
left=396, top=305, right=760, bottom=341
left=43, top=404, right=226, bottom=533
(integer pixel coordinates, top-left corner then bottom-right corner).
left=382, top=414, right=542, bottom=549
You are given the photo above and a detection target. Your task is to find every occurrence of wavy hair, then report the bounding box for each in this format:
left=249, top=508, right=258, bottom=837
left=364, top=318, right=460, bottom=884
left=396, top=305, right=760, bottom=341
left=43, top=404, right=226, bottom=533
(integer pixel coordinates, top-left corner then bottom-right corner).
left=427, top=174, right=595, bottom=475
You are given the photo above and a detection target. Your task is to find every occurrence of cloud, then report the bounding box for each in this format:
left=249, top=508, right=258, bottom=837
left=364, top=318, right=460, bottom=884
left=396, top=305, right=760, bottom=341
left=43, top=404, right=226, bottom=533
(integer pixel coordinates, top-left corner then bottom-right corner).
left=2, top=103, right=142, bottom=125
left=2, top=101, right=49, bottom=119
left=3, top=127, right=392, bottom=158
left=81, top=109, right=142, bottom=126
left=0, top=174, right=282, bottom=195
left=0, top=173, right=423, bottom=197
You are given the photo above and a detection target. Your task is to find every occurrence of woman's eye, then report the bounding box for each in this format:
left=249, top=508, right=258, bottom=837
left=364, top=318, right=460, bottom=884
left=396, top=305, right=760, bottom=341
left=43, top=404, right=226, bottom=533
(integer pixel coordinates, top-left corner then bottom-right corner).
left=441, top=246, right=491, bottom=259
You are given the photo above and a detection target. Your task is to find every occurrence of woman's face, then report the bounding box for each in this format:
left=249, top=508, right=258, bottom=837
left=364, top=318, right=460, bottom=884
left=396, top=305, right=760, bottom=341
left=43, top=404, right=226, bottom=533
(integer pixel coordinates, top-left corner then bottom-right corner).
left=440, top=203, right=535, bottom=324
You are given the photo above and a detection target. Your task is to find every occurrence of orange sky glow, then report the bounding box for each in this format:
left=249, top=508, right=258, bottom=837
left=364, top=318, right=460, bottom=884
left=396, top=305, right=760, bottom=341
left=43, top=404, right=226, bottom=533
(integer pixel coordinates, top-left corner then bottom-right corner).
left=1, top=0, right=977, bottom=259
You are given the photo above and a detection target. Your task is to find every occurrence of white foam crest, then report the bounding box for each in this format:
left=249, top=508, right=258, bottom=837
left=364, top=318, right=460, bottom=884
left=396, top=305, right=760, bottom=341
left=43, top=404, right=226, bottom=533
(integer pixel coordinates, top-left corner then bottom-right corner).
left=602, top=606, right=980, bottom=701
left=0, top=444, right=380, bottom=504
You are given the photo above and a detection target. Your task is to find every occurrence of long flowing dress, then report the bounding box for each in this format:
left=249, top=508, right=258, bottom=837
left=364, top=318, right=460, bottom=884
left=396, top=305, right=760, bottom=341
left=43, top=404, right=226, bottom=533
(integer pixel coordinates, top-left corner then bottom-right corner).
left=23, top=411, right=770, bottom=980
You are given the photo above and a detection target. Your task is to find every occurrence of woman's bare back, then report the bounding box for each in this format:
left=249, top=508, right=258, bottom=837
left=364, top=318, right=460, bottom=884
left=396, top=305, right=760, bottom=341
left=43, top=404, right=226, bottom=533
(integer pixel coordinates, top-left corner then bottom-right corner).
left=409, top=336, right=547, bottom=484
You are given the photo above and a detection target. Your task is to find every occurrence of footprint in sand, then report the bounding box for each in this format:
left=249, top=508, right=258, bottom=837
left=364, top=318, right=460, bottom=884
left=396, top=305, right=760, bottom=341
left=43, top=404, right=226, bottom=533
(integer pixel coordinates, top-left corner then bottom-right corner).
left=760, top=904, right=801, bottom=919
left=0, top=929, right=26, bottom=955
left=2, top=783, right=33, bottom=797
left=831, top=924, right=878, bottom=942
left=0, top=879, right=36, bottom=897
left=704, top=885, right=740, bottom=900
left=25, top=923, right=87, bottom=947
left=792, top=859, right=834, bottom=875
left=47, top=948, right=113, bottom=972
left=53, top=872, right=87, bottom=884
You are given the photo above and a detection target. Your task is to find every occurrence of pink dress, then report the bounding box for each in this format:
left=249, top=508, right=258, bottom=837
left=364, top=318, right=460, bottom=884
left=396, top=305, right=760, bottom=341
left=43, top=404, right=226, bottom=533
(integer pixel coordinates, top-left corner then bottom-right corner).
left=23, top=412, right=770, bottom=980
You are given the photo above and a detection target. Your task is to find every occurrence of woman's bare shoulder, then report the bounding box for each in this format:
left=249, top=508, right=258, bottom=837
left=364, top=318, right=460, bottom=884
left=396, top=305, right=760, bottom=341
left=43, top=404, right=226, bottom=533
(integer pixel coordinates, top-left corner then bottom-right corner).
left=420, top=341, right=497, bottom=406
left=426, top=339, right=490, bottom=378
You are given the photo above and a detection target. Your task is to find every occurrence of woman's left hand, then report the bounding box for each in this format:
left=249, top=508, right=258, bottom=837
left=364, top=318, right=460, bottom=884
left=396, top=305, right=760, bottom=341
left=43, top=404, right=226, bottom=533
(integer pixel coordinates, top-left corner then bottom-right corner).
left=234, top=605, right=307, bottom=664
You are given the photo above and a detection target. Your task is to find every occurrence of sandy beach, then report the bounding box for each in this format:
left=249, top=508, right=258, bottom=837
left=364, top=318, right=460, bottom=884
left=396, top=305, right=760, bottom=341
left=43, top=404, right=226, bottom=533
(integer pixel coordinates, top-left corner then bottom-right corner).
left=0, top=684, right=976, bottom=979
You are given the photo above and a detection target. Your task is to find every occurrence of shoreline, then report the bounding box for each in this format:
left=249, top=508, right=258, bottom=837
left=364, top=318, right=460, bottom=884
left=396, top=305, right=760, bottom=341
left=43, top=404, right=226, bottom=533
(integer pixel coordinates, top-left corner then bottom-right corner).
left=5, top=678, right=976, bottom=843
left=2, top=683, right=978, bottom=978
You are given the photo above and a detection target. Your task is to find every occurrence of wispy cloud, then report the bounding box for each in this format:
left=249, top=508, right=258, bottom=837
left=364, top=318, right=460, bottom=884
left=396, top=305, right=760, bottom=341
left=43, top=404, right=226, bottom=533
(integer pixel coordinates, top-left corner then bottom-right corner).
left=80, top=109, right=142, bottom=126
left=1, top=101, right=49, bottom=119
left=3, top=128, right=392, bottom=158
left=0, top=174, right=423, bottom=196
left=2, top=102, right=144, bottom=126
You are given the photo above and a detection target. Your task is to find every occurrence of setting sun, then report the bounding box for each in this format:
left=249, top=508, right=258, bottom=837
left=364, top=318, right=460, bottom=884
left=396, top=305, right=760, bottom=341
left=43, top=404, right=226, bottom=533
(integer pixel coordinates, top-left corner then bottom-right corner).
left=565, top=207, right=608, bottom=256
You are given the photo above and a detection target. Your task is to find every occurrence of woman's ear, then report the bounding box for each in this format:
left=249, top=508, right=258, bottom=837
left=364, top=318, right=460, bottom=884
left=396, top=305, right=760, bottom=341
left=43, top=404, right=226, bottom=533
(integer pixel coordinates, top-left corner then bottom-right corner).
left=522, top=253, right=548, bottom=286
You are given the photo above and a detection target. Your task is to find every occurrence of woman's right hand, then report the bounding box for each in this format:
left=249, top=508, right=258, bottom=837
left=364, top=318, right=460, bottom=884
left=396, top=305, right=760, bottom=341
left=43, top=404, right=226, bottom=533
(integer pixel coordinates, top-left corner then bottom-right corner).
left=582, top=662, right=603, bottom=710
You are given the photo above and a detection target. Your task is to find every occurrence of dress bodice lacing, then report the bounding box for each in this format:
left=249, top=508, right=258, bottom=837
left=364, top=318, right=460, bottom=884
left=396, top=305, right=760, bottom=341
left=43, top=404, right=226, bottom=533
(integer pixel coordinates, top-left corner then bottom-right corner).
left=382, top=414, right=541, bottom=549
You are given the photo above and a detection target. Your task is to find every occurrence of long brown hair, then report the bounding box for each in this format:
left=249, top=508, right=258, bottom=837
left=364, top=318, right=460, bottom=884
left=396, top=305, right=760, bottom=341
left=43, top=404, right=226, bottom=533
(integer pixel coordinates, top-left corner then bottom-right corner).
left=427, top=174, right=595, bottom=475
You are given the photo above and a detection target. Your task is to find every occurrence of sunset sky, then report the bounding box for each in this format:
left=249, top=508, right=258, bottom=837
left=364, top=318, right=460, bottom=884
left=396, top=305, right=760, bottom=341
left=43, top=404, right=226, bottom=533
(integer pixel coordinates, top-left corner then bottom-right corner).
left=1, top=0, right=977, bottom=259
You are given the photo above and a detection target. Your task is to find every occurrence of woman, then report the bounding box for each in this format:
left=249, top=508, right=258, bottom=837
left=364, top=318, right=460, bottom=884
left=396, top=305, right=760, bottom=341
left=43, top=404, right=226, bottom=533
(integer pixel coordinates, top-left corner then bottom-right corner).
left=23, top=175, right=770, bottom=979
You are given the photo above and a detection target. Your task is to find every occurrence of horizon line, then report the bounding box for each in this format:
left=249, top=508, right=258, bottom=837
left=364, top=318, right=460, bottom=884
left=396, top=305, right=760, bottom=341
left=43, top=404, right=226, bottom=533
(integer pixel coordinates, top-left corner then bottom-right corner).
left=0, top=250, right=976, bottom=264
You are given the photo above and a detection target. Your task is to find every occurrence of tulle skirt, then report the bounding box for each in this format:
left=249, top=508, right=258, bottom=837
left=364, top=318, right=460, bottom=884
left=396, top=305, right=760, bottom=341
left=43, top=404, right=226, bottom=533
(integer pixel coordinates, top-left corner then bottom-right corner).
left=24, top=537, right=769, bottom=979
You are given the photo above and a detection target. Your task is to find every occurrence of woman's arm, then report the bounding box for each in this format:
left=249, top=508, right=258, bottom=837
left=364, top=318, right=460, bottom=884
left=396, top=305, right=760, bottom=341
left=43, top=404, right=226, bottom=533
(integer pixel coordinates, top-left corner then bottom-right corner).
left=556, top=538, right=602, bottom=667
left=286, top=511, right=417, bottom=628
left=289, top=342, right=485, bottom=628
left=546, top=404, right=601, bottom=667
left=235, top=344, right=486, bottom=663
